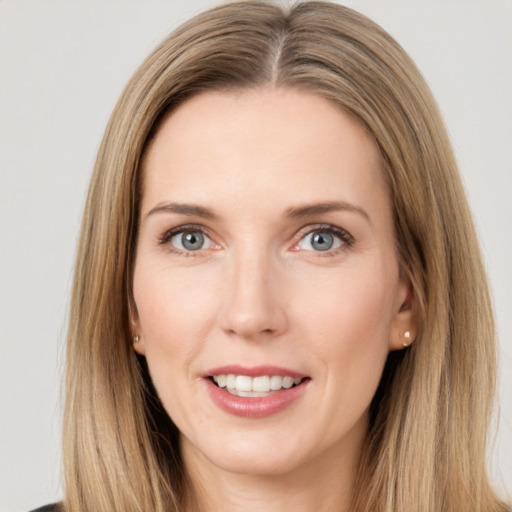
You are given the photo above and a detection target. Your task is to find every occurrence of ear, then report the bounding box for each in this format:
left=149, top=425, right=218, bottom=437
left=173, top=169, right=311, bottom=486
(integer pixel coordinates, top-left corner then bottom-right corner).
left=389, top=276, right=417, bottom=351
left=129, top=296, right=146, bottom=355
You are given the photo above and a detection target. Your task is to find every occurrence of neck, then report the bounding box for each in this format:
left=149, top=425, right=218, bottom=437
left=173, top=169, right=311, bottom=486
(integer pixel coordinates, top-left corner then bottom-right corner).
left=180, top=426, right=366, bottom=512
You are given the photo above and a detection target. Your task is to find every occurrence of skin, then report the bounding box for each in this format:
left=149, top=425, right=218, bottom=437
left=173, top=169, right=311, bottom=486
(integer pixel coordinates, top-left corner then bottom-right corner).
left=132, top=88, right=416, bottom=512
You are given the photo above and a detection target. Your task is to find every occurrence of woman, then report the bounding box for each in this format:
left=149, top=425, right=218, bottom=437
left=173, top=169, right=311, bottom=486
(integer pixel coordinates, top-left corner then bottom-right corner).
left=32, top=1, right=509, bottom=511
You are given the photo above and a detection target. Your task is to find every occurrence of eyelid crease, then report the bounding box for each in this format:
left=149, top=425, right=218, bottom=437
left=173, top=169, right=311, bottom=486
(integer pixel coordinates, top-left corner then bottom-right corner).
left=296, top=223, right=354, bottom=243
left=158, top=223, right=214, bottom=245
left=291, top=223, right=355, bottom=256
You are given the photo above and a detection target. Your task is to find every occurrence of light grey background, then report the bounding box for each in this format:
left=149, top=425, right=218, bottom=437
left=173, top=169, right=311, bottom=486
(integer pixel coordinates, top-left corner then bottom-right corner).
left=1, top=1, right=511, bottom=510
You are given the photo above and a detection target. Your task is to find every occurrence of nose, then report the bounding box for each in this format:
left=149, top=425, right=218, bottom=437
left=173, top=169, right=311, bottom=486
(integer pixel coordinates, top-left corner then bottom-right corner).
left=218, top=251, right=288, bottom=341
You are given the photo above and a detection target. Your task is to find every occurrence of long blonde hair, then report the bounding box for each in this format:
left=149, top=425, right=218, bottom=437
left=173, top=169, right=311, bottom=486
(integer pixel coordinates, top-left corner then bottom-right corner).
left=62, top=2, right=508, bottom=511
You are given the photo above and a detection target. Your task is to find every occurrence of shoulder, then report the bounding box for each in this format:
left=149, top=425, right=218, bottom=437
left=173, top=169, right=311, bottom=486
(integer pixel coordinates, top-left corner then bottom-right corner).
left=29, top=505, right=60, bottom=512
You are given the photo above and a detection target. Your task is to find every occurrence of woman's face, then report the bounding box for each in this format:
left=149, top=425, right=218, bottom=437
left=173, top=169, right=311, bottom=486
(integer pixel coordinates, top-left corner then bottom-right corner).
left=133, top=88, right=414, bottom=477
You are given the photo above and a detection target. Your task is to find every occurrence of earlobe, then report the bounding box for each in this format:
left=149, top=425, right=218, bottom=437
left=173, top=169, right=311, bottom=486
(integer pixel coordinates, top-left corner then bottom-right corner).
left=402, top=330, right=412, bottom=348
left=132, top=334, right=146, bottom=355
left=129, top=296, right=145, bottom=355
left=389, top=278, right=417, bottom=351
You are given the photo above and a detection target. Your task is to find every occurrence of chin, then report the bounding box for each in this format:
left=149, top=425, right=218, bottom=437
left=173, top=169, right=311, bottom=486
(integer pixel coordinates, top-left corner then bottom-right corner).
left=183, top=431, right=311, bottom=477
left=211, top=451, right=305, bottom=477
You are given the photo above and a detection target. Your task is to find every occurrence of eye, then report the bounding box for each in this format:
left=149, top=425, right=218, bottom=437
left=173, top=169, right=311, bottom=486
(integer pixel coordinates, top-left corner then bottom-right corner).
left=296, top=226, right=352, bottom=253
left=164, top=228, right=216, bottom=252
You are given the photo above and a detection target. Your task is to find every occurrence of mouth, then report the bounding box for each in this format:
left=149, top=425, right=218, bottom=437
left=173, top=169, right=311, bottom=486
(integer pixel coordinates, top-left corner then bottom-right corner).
left=203, top=366, right=310, bottom=417
left=209, top=374, right=305, bottom=397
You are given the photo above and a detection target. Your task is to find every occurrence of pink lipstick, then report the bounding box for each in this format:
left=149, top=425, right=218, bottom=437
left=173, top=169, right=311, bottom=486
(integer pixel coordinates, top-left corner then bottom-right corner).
left=203, top=365, right=310, bottom=418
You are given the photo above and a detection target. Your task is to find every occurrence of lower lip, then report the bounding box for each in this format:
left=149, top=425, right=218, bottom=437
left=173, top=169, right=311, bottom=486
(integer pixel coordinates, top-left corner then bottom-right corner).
left=204, top=378, right=309, bottom=418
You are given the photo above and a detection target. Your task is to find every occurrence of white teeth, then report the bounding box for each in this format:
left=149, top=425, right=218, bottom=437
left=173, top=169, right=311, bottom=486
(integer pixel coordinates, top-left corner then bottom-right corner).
left=270, top=375, right=283, bottom=390
left=226, top=389, right=271, bottom=397
left=282, top=376, right=294, bottom=389
left=252, top=375, right=270, bottom=392
left=226, top=374, right=236, bottom=388
left=211, top=373, right=304, bottom=394
left=235, top=375, right=252, bottom=391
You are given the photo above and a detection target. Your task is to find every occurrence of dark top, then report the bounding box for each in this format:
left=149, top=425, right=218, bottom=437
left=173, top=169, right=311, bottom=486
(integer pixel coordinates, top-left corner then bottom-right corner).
left=29, top=505, right=58, bottom=512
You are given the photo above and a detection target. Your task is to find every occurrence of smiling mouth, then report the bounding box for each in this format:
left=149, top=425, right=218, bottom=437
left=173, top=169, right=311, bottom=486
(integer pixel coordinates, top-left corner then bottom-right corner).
left=210, top=374, right=306, bottom=397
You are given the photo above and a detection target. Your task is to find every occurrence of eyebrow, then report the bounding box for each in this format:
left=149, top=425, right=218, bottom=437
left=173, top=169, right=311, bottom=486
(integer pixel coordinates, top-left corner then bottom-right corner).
left=145, top=200, right=372, bottom=226
left=285, top=201, right=372, bottom=226
left=146, top=202, right=218, bottom=220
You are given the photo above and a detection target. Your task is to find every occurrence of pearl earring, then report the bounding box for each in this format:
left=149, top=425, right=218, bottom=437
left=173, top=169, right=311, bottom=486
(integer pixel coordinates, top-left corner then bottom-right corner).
left=133, top=335, right=139, bottom=344
left=402, top=331, right=411, bottom=348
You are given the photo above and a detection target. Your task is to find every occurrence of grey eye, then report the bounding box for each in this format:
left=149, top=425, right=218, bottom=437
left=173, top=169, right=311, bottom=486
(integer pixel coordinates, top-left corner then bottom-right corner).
left=171, top=231, right=209, bottom=251
left=298, top=230, right=343, bottom=252
left=310, top=232, right=334, bottom=251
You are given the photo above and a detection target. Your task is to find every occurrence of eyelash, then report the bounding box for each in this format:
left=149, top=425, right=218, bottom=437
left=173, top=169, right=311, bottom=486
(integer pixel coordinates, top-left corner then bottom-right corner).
left=158, top=224, right=214, bottom=256
left=295, top=224, right=355, bottom=257
left=158, top=223, right=355, bottom=256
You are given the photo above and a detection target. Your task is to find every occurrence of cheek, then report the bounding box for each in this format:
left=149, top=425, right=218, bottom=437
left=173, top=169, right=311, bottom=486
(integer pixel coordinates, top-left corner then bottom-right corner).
left=291, top=264, right=396, bottom=442
left=133, top=263, right=220, bottom=368
left=295, top=259, right=397, bottom=397
left=132, top=263, right=224, bottom=428
left=298, top=260, right=397, bottom=347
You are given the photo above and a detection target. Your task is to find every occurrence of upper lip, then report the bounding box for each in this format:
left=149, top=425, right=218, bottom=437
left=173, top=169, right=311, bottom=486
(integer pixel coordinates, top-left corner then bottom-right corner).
left=204, top=365, right=308, bottom=379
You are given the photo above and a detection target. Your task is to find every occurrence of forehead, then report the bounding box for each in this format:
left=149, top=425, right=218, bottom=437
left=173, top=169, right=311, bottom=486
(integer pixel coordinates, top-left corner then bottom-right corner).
left=141, top=88, right=388, bottom=217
